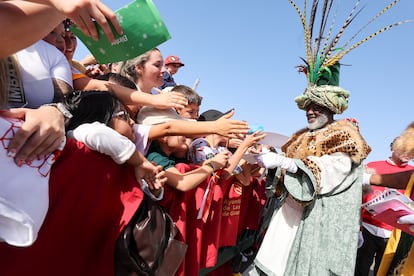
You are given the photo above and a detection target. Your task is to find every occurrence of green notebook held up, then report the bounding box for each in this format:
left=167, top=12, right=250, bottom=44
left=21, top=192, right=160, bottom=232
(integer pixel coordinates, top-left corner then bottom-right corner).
left=71, top=0, right=171, bottom=64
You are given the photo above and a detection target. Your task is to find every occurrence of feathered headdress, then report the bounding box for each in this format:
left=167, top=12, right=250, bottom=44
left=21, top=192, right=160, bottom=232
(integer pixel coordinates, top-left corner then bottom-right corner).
left=291, top=0, right=411, bottom=114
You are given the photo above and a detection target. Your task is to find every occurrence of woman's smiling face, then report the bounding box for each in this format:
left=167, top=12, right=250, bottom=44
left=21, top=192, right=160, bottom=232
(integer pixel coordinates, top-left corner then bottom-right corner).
left=136, top=49, right=165, bottom=90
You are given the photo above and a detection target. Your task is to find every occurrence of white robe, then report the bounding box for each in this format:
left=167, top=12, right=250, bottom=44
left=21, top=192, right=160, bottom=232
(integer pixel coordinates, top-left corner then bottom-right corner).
left=255, top=153, right=357, bottom=275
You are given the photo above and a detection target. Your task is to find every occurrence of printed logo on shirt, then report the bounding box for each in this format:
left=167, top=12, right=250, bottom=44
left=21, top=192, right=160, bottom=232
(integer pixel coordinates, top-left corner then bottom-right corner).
left=7, top=56, right=27, bottom=108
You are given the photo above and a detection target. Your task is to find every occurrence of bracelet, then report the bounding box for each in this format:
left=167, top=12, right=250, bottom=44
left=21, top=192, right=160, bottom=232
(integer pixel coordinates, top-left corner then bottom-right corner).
left=42, top=103, right=73, bottom=123
left=204, top=162, right=215, bottom=174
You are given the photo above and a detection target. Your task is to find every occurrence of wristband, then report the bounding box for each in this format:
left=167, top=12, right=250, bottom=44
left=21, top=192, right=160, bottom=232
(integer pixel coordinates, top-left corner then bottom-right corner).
left=42, top=103, right=73, bottom=123
left=204, top=162, right=215, bottom=174
left=362, top=172, right=372, bottom=186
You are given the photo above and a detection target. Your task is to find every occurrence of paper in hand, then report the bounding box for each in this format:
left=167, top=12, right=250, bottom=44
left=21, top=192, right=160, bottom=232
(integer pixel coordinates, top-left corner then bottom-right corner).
left=71, top=0, right=171, bottom=64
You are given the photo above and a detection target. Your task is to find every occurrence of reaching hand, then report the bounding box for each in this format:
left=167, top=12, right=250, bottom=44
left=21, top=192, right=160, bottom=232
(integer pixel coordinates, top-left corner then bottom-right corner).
left=134, top=160, right=166, bottom=194
left=228, top=136, right=243, bottom=149
left=257, top=151, right=280, bottom=169
left=257, top=150, right=298, bottom=173
left=2, top=106, right=65, bottom=165
left=213, top=110, right=249, bottom=139
left=208, top=151, right=231, bottom=171
left=45, top=0, right=123, bottom=42
left=241, top=131, right=266, bottom=149
left=151, top=90, right=188, bottom=110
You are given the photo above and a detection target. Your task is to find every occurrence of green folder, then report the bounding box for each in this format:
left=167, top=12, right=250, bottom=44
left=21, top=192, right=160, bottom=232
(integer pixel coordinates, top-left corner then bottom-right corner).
left=71, top=0, right=171, bottom=64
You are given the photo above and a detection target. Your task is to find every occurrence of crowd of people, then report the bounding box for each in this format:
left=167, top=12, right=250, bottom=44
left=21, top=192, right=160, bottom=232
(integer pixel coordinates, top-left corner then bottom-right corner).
left=0, top=0, right=413, bottom=276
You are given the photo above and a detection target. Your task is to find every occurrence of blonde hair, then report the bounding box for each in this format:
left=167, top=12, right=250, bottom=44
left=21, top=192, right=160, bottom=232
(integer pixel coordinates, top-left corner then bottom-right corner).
left=118, top=48, right=160, bottom=83
left=393, top=123, right=414, bottom=158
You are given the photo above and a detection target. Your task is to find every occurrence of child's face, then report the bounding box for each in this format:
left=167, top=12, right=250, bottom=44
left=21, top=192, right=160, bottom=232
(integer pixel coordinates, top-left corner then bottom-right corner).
left=206, top=134, right=228, bottom=147
left=111, top=109, right=135, bottom=141
left=177, top=103, right=200, bottom=120
left=173, top=138, right=192, bottom=159
left=166, top=135, right=188, bottom=151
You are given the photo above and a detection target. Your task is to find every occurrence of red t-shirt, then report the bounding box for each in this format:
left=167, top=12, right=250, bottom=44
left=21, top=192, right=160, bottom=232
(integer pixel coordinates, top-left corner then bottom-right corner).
left=199, top=174, right=232, bottom=269
left=362, top=159, right=414, bottom=230
left=217, top=176, right=266, bottom=248
left=0, top=139, right=144, bottom=276
left=159, top=163, right=207, bottom=276
left=203, top=176, right=267, bottom=276
left=218, top=178, right=243, bottom=248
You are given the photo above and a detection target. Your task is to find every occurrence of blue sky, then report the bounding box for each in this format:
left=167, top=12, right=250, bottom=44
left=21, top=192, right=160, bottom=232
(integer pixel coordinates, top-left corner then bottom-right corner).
left=75, top=0, right=414, bottom=162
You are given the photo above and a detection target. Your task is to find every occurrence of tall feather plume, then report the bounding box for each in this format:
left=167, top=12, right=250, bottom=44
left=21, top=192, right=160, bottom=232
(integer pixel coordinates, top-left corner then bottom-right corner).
left=342, top=0, right=401, bottom=50
left=289, top=0, right=411, bottom=85
left=303, top=0, right=313, bottom=85
left=325, top=19, right=412, bottom=67
left=318, top=1, right=336, bottom=60
left=322, top=0, right=363, bottom=64
left=307, top=0, right=318, bottom=84
left=308, top=0, right=318, bottom=45
left=288, top=0, right=307, bottom=36
left=288, top=0, right=312, bottom=84
left=314, top=0, right=331, bottom=57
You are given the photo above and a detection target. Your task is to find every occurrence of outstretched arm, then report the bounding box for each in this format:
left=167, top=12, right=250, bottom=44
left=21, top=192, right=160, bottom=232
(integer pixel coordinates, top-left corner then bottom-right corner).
left=0, top=1, right=63, bottom=58
left=107, top=82, right=188, bottom=110
left=149, top=109, right=250, bottom=140
left=27, top=0, right=122, bottom=42
left=0, top=0, right=121, bottom=58
left=223, top=131, right=266, bottom=182
left=164, top=152, right=229, bottom=192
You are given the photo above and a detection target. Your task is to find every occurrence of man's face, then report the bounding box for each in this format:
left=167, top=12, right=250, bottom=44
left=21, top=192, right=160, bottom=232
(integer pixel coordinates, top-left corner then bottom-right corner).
left=306, top=103, right=331, bottom=130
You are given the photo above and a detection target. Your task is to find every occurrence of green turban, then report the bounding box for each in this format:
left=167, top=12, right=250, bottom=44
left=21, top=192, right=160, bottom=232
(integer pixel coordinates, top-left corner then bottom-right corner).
left=295, top=85, right=350, bottom=114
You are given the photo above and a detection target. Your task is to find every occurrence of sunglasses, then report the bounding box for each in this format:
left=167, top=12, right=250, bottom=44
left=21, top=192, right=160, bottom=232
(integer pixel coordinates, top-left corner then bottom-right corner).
left=112, top=110, right=131, bottom=122
left=63, top=19, right=74, bottom=32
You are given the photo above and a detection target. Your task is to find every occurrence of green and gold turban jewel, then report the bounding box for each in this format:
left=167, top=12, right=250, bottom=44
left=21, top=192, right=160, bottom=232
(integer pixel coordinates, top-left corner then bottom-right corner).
left=289, top=0, right=411, bottom=114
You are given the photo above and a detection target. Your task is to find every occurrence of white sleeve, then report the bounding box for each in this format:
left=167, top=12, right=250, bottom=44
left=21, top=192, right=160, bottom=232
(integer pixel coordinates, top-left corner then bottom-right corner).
left=39, top=40, right=73, bottom=88
left=70, top=122, right=136, bottom=164
left=133, top=124, right=151, bottom=155
left=15, top=40, right=72, bottom=108
left=307, top=152, right=353, bottom=194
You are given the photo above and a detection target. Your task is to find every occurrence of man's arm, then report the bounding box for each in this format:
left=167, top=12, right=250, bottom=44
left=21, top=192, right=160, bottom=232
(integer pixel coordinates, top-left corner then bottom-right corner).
left=369, top=170, right=414, bottom=190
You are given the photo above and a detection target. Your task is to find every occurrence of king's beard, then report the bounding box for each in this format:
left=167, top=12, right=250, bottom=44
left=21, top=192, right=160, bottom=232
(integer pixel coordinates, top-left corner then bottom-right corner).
left=308, top=113, right=329, bottom=130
